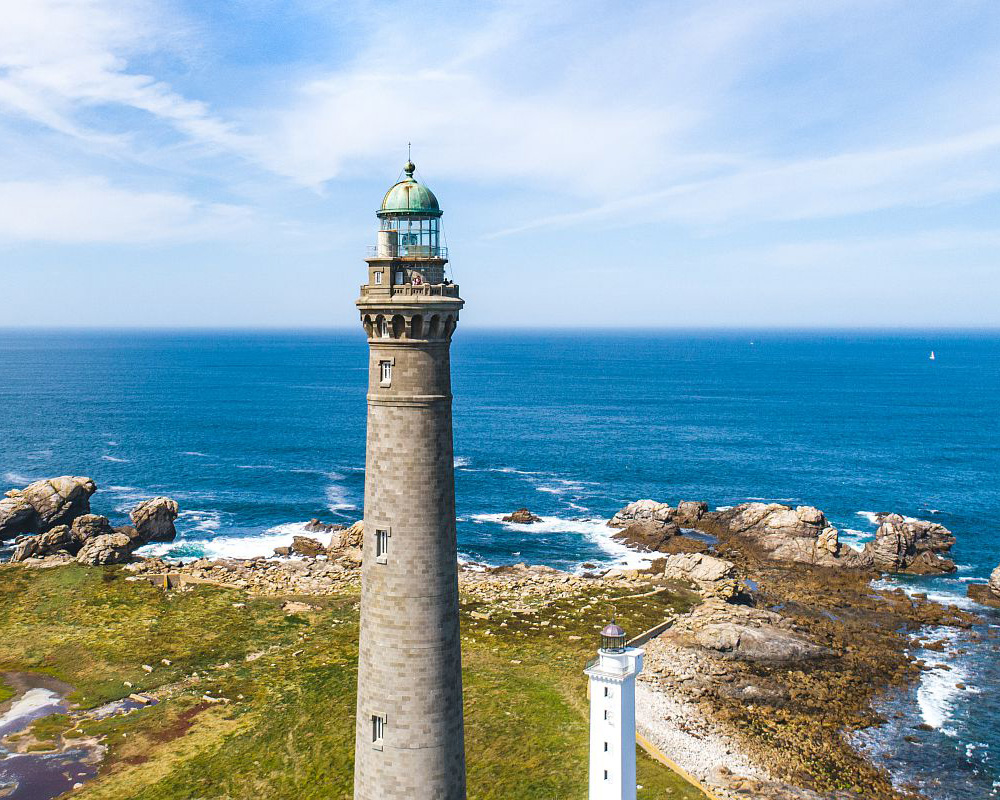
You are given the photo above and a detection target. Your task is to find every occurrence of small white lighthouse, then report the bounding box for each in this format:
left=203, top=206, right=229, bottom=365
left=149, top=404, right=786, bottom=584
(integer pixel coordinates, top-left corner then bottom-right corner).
left=584, top=621, right=644, bottom=800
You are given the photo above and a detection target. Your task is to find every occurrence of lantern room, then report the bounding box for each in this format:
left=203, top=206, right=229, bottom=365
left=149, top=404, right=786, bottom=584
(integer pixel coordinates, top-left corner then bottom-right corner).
left=374, top=161, right=446, bottom=259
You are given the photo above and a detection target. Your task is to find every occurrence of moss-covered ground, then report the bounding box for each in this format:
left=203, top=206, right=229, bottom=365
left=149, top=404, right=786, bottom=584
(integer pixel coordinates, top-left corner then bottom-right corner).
left=0, top=565, right=706, bottom=799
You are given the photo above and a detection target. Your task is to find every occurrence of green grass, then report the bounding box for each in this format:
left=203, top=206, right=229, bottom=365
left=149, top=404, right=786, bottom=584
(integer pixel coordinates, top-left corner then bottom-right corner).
left=0, top=565, right=706, bottom=800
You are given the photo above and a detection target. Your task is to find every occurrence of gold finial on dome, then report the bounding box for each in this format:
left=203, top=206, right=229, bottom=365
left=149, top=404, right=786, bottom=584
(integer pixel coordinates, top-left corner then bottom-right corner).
left=404, top=160, right=416, bottom=178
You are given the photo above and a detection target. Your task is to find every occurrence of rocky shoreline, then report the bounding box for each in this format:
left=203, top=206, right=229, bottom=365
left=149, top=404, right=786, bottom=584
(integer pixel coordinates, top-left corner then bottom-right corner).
left=5, top=478, right=1000, bottom=799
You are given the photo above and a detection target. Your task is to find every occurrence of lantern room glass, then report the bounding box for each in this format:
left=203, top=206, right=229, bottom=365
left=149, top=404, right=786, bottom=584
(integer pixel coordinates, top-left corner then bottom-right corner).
left=379, top=215, right=441, bottom=257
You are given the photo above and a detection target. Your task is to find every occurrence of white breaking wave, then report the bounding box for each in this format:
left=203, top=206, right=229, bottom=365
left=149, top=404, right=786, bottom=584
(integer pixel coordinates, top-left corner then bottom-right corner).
left=454, top=456, right=471, bottom=468
left=3, top=471, right=31, bottom=485
left=469, top=513, right=652, bottom=571
left=101, top=455, right=129, bottom=463
left=856, top=511, right=881, bottom=526
left=913, top=627, right=969, bottom=734
left=140, top=521, right=317, bottom=561
left=180, top=451, right=210, bottom=457
left=177, top=510, right=223, bottom=536
left=839, top=528, right=873, bottom=552
left=325, top=482, right=357, bottom=513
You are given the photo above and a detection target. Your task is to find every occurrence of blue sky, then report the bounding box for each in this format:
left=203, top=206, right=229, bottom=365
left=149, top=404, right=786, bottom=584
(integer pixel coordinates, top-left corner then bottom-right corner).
left=1, top=0, right=999, bottom=328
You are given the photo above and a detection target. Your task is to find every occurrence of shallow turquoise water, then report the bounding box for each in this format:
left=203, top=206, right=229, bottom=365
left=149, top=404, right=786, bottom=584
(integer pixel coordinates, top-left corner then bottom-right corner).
left=0, top=328, right=997, bottom=797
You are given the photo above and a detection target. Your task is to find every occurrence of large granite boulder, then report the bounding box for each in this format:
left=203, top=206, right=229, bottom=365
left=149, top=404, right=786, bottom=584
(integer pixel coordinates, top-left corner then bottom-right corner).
left=1, top=476, right=97, bottom=540
left=130, top=497, right=179, bottom=544
left=329, top=520, right=364, bottom=551
left=674, top=500, right=708, bottom=527
left=863, top=513, right=956, bottom=574
left=991, top=565, right=1000, bottom=598
left=703, top=502, right=872, bottom=569
left=10, top=525, right=73, bottom=561
left=290, top=536, right=325, bottom=558
left=661, top=552, right=743, bottom=601
left=70, top=514, right=115, bottom=546
left=0, top=495, right=36, bottom=540
left=670, top=599, right=833, bottom=663
left=608, top=499, right=674, bottom=529
left=76, top=526, right=140, bottom=565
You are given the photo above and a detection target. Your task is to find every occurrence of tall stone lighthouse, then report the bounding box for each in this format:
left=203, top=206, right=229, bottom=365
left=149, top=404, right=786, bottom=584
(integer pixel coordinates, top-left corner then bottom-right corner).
left=353, top=161, right=466, bottom=799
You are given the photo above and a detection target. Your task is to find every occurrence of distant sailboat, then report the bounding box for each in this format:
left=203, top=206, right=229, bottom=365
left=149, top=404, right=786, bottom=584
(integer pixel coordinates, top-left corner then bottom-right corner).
left=929, top=351, right=936, bottom=361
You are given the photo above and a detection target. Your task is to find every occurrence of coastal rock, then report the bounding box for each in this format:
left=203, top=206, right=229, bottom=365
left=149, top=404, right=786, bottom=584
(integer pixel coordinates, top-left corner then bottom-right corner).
left=969, top=565, right=1000, bottom=607
left=700, top=503, right=873, bottom=569
left=329, top=521, right=363, bottom=551
left=70, top=514, right=115, bottom=547
left=674, top=500, right=708, bottom=527
left=0, top=476, right=96, bottom=538
left=608, top=499, right=674, bottom=529
left=76, top=526, right=140, bottom=565
left=661, top=552, right=743, bottom=601
left=611, top=521, right=680, bottom=552
left=130, top=497, right=179, bottom=544
left=10, top=525, right=73, bottom=561
left=304, top=518, right=345, bottom=534
left=501, top=508, right=542, bottom=524
left=290, top=536, right=325, bottom=558
left=670, top=599, right=833, bottom=663
left=865, top=514, right=956, bottom=574
left=0, top=495, right=35, bottom=540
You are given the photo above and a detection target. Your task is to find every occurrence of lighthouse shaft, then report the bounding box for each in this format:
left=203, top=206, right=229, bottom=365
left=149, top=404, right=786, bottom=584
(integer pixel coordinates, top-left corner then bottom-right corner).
left=353, top=164, right=466, bottom=799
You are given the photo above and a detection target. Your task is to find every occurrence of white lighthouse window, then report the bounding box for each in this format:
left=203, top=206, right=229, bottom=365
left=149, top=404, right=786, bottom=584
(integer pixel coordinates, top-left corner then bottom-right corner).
left=375, top=529, right=389, bottom=563
left=380, top=361, right=392, bottom=386
left=379, top=319, right=389, bottom=338
left=372, top=714, right=385, bottom=748
left=604, top=741, right=608, bottom=752
left=604, top=770, right=608, bottom=780
left=603, top=687, right=609, bottom=697
left=373, top=270, right=383, bottom=285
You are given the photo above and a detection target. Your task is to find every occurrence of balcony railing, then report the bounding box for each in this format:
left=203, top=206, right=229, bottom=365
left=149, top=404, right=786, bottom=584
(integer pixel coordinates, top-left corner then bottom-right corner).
left=359, top=283, right=460, bottom=298
left=366, top=244, right=448, bottom=260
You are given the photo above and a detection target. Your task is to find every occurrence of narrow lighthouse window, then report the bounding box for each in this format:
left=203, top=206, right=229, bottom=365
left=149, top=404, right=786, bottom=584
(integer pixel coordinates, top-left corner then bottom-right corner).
left=379, top=319, right=389, bottom=338
left=372, top=714, right=384, bottom=748
left=375, top=529, right=389, bottom=562
left=373, top=270, right=383, bottom=285
left=395, top=270, right=404, bottom=284
left=380, top=361, right=392, bottom=386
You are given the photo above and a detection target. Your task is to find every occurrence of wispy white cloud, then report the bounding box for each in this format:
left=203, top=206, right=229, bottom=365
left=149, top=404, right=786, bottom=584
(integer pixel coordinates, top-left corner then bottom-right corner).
left=0, top=178, right=251, bottom=243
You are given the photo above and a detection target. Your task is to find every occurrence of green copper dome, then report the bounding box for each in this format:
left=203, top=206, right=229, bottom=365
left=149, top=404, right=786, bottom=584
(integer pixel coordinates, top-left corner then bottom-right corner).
left=379, top=161, right=442, bottom=217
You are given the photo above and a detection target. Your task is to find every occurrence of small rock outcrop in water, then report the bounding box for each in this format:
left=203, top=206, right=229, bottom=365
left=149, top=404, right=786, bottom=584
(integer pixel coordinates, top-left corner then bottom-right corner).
left=867, top=513, right=956, bottom=574
left=130, top=497, right=179, bottom=544
left=968, top=564, right=1000, bottom=607
left=4, top=478, right=181, bottom=566
left=0, top=476, right=97, bottom=540
left=611, top=522, right=681, bottom=552
left=609, top=499, right=959, bottom=575
left=703, top=503, right=868, bottom=568
left=304, top=518, right=346, bottom=534
left=501, top=508, right=542, bottom=524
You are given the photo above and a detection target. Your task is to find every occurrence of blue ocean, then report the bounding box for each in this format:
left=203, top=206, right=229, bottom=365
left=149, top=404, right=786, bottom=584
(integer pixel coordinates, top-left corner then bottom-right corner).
left=1, top=329, right=997, bottom=799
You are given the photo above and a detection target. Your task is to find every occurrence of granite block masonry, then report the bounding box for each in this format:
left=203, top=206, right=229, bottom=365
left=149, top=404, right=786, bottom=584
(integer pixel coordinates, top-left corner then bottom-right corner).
left=353, top=161, right=467, bottom=800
